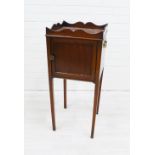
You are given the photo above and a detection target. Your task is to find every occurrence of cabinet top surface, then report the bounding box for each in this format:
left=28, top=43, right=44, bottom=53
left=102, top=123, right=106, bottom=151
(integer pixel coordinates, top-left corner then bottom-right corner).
left=46, top=21, right=108, bottom=41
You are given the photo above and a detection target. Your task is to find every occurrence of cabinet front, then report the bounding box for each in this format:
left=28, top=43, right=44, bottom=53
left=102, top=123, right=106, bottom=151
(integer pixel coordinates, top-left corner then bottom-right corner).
left=50, top=38, right=97, bottom=81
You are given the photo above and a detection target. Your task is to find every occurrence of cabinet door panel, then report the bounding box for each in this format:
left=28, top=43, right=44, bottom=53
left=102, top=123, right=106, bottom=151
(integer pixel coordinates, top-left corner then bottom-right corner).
left=51, top=38, right=97, bottom=81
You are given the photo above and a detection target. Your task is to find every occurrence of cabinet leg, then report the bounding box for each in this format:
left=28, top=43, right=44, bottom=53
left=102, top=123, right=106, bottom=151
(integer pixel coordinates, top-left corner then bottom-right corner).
left=96, top=70, right=104, bottom=114
left=91, top=80, right=100, bottom=138
left=64, top=79, right=67, bottom=109
left=49, top=78, right=56, bottom=130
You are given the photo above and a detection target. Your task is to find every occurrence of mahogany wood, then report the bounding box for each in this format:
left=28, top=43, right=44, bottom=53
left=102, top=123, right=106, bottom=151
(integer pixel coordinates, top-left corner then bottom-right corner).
left=91, top=79, right=100, bottom=138
left=96, top=69, right=104, bottom=114
left=64, top=79, right=67, bottom=109
left=46, top=21, right=108, bottom=138
left=49, top=78, right=56, bottom=130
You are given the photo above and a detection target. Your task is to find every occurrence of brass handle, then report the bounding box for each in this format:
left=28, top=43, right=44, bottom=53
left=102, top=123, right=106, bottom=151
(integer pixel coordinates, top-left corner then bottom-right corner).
left=103, top=40, right=107, bottom=48
left=49, top=55, right=55, bottom=61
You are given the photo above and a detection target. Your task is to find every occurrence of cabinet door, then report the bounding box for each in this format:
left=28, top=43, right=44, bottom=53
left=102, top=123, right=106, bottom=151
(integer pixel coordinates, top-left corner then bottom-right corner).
left=51, top=38, right=97, bottom=82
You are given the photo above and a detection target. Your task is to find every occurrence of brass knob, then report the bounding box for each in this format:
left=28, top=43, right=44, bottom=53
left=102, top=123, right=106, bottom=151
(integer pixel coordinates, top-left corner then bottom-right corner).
left=103, top=40, right=107, bottom=48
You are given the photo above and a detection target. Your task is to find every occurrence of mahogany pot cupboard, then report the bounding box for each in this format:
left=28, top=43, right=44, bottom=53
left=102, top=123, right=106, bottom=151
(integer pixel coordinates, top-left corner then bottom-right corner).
left=45, top=21, right=108, bottom=138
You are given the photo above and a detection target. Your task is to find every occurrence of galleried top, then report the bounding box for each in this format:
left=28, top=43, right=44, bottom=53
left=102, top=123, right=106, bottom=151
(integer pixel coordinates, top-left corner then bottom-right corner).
left=46, top=21, right=108, bottom=41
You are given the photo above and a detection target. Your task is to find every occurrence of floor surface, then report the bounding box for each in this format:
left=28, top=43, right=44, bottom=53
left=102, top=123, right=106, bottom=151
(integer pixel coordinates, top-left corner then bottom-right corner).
left=24, top=91, right=130, bottom=155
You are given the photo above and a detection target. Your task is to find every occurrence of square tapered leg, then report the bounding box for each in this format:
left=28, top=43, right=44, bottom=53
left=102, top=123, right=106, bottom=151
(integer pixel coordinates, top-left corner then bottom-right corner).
left=64, top=79, right=67, bottom=109
left=96, top=70, right=104, bottom=114
left=91, top=79, right=100, bottom=138
left=49, top=78, right=56, bottom=130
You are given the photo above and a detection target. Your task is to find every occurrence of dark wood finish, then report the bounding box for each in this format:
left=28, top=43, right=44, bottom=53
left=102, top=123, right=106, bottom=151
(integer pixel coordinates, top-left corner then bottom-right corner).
left=91, top=79, right=100, bottom=138
left=90, top=40, right=103, bottom=138
left=46, top=36, right=56, bottom=131
left=96, top=69, right=104, bottom=114
left=51, top=38, right=97, bottom=82
left=46, top=21, right=108, bottom=41
left=49, top=78, right=56, bottom=130
left=64, top=79, right=67, bottom=109
left=46, top=21, right=108, bottom=138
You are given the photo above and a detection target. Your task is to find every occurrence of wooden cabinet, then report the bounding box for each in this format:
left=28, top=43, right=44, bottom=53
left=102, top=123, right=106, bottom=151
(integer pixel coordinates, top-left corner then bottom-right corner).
left=46, top=21, right=108, bottom=138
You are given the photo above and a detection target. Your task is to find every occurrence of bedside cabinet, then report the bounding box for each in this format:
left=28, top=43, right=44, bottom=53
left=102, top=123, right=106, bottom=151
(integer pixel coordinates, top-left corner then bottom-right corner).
left=46, top=21, right=108, bottom=138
